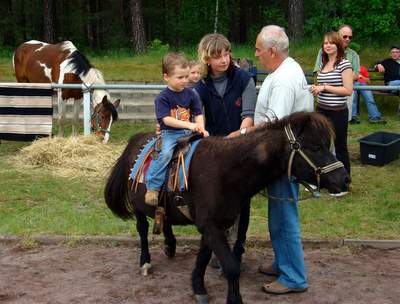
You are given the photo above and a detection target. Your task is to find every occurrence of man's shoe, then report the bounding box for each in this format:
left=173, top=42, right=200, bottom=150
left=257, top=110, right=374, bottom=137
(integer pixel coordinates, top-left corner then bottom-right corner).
left=145, top=189, right=159, bottom=206
left=258, top=264, right=280, bottom=276
left=368, top=117, right=387, bottom=124
left=262, top=281, right=307, bottom=295
left=349, top=117, right=360, bottom=124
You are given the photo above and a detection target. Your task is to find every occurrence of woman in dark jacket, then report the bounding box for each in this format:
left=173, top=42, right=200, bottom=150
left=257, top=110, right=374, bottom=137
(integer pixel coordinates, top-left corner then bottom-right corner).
left=194, top=33, right=257, bottom=263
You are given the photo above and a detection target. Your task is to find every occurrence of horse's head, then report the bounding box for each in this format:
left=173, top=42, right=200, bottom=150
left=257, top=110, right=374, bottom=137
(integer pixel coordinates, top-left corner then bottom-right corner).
left=281, top=112, right=350, bottom=195
left=91, top=95, right=120, bottom=144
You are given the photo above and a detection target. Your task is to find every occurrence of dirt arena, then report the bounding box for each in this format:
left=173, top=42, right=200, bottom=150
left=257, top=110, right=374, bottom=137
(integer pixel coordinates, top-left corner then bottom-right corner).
left=0, top=242, right=399, bottom=304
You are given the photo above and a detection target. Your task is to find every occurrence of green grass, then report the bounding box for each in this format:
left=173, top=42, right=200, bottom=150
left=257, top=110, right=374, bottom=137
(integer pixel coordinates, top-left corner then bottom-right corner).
left=1, top=116, right=399, bottom=239
left=1, top=43, right=400, bottom=240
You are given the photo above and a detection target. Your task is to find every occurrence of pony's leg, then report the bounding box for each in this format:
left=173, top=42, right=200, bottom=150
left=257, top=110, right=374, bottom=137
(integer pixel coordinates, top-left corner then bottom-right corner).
left=162, top=221, right=176, bottom=258
left=232, top=198, right=250, bottom=264
left=57, top=91, right=66, bottom=137
left=72, top=98, right=81, bottom=136
left=206, top=225, right=243, bottom=304
left=135, top=211, right=152, bottom=275
left=192, top=235, right=212, bottom=304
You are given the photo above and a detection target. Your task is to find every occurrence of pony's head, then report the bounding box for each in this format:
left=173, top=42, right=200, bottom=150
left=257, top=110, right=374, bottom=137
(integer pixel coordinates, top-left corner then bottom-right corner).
left=279, top=112, right=350, bottom=194
left=91, top=95, right=120, bottom=144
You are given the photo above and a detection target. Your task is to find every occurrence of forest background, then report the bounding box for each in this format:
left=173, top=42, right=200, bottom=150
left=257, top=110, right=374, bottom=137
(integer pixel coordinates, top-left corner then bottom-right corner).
left=1, top=0, right=400, bottom=55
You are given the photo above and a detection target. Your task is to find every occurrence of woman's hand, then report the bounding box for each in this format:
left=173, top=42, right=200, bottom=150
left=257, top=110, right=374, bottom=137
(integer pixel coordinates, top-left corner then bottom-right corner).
left=309, top=84, right=325, bottom=96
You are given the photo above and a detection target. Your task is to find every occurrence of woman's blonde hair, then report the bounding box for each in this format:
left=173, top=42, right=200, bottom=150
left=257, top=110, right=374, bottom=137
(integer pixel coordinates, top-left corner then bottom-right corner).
left=197, top=33, right=231, bottom=71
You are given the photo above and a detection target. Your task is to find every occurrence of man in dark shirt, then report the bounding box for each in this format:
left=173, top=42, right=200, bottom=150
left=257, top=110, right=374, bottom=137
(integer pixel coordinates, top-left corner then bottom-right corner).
left=375, top=46, right=400, bottom=87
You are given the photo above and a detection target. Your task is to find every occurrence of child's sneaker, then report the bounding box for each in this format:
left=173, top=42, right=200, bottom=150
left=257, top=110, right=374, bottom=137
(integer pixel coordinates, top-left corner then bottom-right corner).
left=145, top=189, right=159, bottom=206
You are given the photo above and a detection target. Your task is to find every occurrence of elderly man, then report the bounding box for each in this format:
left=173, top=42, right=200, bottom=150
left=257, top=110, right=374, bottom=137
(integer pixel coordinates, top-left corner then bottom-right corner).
left=254, top=25, right=313, bottom=294
left=313, top=24, right=360, bottom=121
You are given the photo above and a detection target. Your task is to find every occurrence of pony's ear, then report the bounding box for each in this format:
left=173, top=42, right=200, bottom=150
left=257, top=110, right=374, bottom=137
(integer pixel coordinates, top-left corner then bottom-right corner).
left=291, top=113, right=310, bottom=137
left=113, top=99, right=121, bottom=109
left=101, top=95, right=108, bottom=105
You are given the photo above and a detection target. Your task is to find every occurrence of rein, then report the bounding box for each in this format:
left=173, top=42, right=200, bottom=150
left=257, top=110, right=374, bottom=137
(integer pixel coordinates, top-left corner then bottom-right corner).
left=283, top=123, right=344, bottom=199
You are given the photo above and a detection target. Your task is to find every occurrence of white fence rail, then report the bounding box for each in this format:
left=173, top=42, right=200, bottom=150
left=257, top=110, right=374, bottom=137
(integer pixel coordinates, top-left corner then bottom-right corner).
left=1, top=82, right=399, bottom=136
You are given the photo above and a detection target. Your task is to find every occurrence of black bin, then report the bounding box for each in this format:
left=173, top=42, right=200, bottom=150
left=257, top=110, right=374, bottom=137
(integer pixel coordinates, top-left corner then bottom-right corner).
left=358, top=131, right=400, bottom=166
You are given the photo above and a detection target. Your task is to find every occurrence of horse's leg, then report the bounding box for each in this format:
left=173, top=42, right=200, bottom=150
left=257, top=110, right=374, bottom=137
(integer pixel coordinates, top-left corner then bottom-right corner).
left=162, top=221, right=176, bottom=258
left=232, top=198, right=251, bottom=264
left=135, top=211, right=152, bottom=275
left=72, top=98, right=80, bottom=136
left=57, top=91, right=65, bottom=137
left=206, top=225, right=243, bottom=304
left=192, top=235, right=212, bottom=304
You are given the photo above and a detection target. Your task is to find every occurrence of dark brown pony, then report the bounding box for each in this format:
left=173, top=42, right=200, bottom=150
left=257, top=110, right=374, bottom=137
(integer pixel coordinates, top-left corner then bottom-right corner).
left=104, top=112, right=349, bottom=304
left=13, top=40, right=120, bottom=143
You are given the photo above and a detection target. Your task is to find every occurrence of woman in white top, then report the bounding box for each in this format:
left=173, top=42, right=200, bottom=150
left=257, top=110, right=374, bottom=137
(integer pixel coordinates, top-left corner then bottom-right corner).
left=310, top=31, right=353, bottom=194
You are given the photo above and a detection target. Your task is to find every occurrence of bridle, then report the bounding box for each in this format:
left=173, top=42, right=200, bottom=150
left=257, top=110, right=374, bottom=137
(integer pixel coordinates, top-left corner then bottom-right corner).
left=91, top=104, right=112, bottom=135
left=284, top=123, right=344, bottom=197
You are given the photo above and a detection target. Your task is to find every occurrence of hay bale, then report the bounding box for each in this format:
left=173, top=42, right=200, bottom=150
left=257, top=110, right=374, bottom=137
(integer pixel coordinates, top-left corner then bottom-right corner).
left=12, top=135, right=125, bottom=177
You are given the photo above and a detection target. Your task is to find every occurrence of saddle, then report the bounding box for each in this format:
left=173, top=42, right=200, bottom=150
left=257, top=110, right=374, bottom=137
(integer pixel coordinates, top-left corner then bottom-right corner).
left=129, top=132, right=203, bottom=233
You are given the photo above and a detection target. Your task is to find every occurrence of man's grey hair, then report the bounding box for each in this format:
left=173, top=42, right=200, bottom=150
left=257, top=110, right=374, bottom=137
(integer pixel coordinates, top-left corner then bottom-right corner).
left=259, top=25, right=289, bottom=53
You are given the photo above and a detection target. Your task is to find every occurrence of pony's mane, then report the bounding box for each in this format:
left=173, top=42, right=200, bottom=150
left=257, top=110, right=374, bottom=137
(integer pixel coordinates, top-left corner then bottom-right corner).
left=203, top=112, right=334, bottom=148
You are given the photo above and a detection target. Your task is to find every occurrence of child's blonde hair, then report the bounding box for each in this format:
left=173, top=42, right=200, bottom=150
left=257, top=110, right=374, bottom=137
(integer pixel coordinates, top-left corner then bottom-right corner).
left=189, top=60, right=205, bottom=77
left=162, top=52, right=189, bottom=75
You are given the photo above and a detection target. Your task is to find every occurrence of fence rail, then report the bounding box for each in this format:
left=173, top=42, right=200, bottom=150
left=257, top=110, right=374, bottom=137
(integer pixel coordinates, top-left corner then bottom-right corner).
left=1, top=81, right=399, bottom=134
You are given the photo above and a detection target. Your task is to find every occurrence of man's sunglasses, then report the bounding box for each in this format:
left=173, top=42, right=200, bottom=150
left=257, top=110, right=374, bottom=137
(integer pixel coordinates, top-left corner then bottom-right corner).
left=343, top=35, right=352, bottom=39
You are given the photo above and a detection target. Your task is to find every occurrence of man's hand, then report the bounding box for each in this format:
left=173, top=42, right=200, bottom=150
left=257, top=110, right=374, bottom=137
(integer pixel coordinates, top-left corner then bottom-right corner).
left=375, top=64, right=385, bottom=73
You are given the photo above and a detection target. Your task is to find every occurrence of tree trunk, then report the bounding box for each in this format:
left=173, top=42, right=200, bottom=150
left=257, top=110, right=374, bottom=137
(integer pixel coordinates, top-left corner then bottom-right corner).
left=288, top=0, right=304, bottom=39
left=43, top=0, right=56, bottom=43
left=130, top=0, right=146, bottom=54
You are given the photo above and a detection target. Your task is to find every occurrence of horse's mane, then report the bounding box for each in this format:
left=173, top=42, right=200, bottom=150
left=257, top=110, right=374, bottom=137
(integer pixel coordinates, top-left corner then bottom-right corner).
left=105, top=99, right=119, bottom=121
left=203, top=112, right=335, bottom=149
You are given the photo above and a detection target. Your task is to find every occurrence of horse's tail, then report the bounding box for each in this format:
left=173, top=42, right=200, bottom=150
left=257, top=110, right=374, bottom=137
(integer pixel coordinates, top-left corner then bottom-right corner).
left=104, top=132, right=150, bottom=219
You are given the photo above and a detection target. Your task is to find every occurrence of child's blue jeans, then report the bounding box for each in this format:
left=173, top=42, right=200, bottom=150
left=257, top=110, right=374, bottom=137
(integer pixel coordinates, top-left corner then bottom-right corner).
left=146, top=129, right=191, bottom=191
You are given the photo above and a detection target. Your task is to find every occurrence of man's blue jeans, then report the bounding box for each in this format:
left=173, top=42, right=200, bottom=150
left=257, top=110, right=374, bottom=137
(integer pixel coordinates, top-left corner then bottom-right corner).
left=352, top=82, right=382, bottom=119
left=146, top=129, right=191, bottom=191
left=388, top=80, right=400, bottom=95
left=267, top=175, right=308, bottom=289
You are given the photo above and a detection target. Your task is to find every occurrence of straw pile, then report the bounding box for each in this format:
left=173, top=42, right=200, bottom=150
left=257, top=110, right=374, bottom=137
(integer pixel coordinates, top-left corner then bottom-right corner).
left=12, top=135, right=125, bottom=177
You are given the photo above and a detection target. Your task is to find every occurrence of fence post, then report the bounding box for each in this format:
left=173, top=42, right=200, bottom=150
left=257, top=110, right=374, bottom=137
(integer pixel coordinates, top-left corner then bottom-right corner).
left=83, top=89, right=91, bottom=136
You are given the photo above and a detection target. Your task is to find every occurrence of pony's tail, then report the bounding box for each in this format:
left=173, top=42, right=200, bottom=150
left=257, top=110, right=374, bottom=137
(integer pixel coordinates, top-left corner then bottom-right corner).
left=104, top=135, right=141, bottom=220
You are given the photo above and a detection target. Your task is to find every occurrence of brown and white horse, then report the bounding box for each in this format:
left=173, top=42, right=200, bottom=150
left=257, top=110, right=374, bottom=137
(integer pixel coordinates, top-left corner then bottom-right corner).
left=13, top=40, right=120, bottom=143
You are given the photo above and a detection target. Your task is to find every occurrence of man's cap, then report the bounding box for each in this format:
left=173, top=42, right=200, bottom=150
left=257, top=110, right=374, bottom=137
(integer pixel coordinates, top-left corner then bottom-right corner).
left=390, top=45, right=400, bottom=50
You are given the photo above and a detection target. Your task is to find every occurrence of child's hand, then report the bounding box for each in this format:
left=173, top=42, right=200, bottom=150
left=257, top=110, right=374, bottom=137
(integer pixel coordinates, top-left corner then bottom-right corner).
left=187, top=122, right=200, bottom=132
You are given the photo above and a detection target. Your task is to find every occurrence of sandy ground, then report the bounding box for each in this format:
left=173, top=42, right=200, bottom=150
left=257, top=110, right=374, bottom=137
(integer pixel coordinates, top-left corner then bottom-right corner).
left=0, top=242, right=399, bottom=304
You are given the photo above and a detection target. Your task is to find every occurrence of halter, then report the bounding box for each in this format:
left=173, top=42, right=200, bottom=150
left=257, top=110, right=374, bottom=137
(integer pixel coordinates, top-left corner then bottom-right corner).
left=91, top=104, right=112, bottom=134
left=284, top=123, right=344, bottom=196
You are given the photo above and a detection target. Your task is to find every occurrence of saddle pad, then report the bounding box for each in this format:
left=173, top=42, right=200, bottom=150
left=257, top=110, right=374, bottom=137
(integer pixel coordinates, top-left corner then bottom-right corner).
left=129, top=136, right=158, bottom=183
left=129, top=137, right=201, bottom=192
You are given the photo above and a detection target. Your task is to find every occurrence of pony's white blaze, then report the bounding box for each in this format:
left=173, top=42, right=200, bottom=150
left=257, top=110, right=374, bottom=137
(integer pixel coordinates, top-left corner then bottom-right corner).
left=102, top=116, right=113, bottom=144
left=39, top=62, right=52, bottom=81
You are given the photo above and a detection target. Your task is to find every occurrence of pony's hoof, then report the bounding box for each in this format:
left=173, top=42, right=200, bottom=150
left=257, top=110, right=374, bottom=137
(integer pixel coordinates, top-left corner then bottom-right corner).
left=164, top=244, right=176, bottom=258
left=194, top=294, right=208, bottom=304
left=139, top=263, right=152, bottom=276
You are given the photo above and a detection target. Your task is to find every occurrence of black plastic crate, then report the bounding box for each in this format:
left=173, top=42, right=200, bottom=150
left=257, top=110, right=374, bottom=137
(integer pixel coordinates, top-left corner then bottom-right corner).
left=358, top=131, right=400, bottom=166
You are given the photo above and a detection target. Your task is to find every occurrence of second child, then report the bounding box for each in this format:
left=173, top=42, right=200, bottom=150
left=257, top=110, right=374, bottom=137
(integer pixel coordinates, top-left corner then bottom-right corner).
left=145, top=53, right=209, bottom=206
